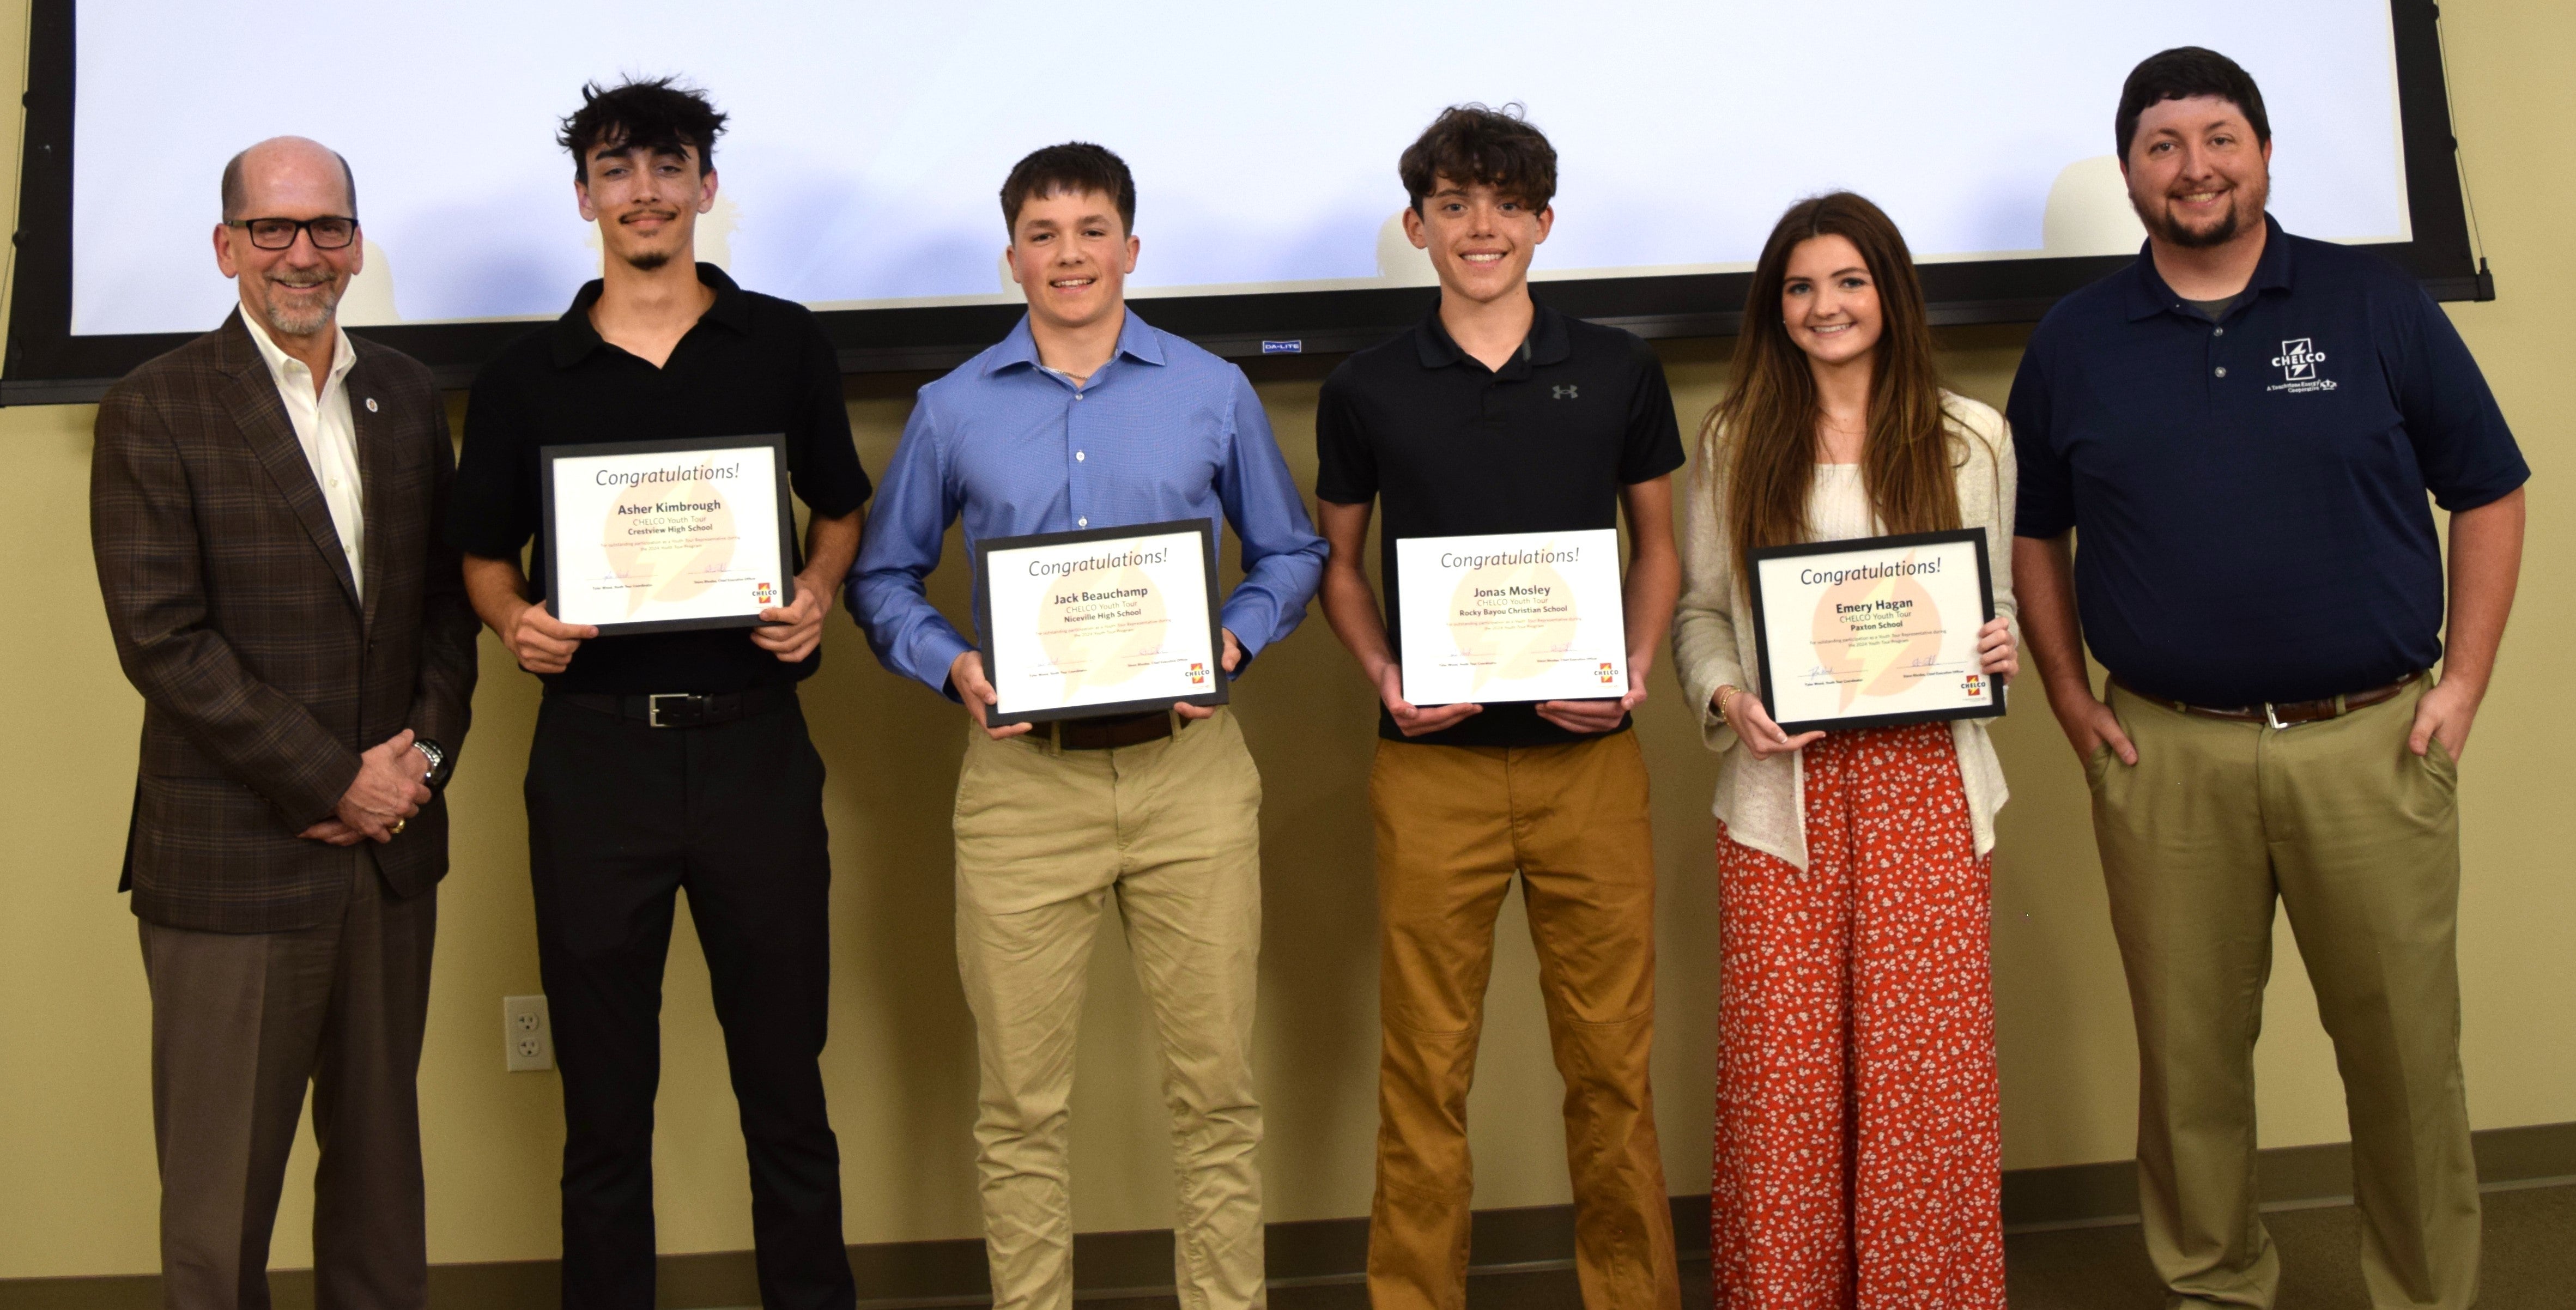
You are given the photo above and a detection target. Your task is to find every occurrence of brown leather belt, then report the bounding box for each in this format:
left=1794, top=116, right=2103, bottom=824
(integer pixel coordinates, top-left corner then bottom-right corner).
left=2113, top=672, right=2420, bottom=729
left=1050, top=709, right=1177, bottom=750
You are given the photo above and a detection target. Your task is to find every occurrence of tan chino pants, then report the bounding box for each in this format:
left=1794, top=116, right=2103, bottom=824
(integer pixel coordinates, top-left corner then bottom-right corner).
left=2092, top=680, right=2479, bottom=1310
left=951, top=709, right=1267, bottom=1310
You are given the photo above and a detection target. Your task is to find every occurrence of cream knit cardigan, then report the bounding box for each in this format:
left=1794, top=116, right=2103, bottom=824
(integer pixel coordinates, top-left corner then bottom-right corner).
left=1671, top=392, right=2020, bottom=872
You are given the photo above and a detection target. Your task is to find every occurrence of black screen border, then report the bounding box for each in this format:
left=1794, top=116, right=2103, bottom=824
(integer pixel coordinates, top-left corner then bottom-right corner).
left=2, top=0, right=2486, bottom=404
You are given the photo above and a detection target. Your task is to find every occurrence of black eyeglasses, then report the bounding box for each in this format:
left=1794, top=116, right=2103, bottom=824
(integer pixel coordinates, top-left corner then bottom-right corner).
left=227, top=216, right=359, bottom=250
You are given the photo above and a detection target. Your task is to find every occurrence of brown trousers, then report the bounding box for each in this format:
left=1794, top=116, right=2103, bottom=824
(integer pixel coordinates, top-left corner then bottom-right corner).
left=138, top=863, right=437, bottom=1310
left=1367, top=731, right=1679, bottom=1310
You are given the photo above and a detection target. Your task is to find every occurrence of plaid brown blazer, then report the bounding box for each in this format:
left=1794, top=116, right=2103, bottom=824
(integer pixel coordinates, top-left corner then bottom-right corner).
left=91, top=310, right=480, bottom=933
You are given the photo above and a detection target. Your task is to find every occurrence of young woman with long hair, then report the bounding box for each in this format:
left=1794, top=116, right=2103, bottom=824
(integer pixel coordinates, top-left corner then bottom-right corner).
left=1673, top=191, right=2020, bottom=1307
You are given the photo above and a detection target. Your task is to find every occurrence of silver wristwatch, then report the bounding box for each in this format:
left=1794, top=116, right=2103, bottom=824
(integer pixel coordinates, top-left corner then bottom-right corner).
left=413, top=738, right=448, bottom=788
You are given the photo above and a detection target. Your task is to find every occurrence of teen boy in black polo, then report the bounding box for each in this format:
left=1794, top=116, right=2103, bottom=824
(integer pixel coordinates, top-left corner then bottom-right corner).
left=447, top=80, right=868, bottom=1310
left=2011, top=49, right=2526, bottom=1310
left=1313, top=105, right=1683, bottom=1310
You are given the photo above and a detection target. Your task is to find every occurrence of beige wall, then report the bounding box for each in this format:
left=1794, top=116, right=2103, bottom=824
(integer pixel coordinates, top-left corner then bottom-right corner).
left=3, top=1, right=2568, bottom=1280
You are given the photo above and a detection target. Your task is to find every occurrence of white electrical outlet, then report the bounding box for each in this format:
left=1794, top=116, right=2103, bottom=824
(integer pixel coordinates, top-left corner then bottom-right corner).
left=504, top=994, right=555, bottom=1072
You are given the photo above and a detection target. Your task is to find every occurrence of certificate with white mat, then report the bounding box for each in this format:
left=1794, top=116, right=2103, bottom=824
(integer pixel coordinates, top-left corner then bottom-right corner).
left=540, top=434, right=796, bottom=636
left=972, top=520, right=1227, bottom=726
left=1393, top=529, right=1628, bottom=706
left=1745, top=528, right=2004, bottom=733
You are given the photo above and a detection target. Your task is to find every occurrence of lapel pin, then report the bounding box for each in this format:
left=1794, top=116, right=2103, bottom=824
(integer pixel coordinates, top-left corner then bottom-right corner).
left=365, top=397, right=379, bottom=413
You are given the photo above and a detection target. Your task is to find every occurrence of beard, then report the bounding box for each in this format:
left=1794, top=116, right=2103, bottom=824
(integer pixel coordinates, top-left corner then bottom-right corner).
left=2131, top=177, right=2268, bottom=250
left=621, top=247, right=674, bottom=272
left=259, top=278, right=341, bottom=337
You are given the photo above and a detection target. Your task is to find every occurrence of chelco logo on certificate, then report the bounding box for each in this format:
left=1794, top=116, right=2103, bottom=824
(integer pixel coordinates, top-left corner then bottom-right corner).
left=1746, top=527, right=2005, bottom=734
left=1394, top=529, right=1628, bottom=706
left=541, top=434, right=798, bottom=636
left=973, top=519, right=1226, bottom=727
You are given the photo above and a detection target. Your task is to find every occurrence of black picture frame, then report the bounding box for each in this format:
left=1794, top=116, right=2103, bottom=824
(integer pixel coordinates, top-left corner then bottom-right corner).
left=1, top=0, right=2488, bottom=404
left=538, top=433, right=797, bottom=638
left=972, top=518, right=1227, bottom=727
left=1745, top=527, right=2006, bottom=735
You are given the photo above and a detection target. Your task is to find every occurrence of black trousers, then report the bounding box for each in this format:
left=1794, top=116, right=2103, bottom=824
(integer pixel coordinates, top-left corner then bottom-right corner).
left=525, top=693, right=853, bottom=1310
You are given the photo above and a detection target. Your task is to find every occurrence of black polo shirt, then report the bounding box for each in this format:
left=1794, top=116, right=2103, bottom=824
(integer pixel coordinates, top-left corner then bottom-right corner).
left=447, top=264, right=872, bottom=694
left=1316, top=301, right=1685, bottom=747
left=2010, top=217, right=2527, bottom=707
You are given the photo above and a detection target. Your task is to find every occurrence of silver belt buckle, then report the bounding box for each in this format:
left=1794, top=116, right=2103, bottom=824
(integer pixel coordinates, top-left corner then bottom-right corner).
left=2262, top=702, right=2290, bottom=731
left=647, top=693, right=693, bottom=728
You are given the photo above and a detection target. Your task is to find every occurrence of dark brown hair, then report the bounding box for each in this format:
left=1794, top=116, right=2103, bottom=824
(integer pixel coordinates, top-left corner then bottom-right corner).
left=999, top=142, right=1136, bottom=235
left=557, top=77, right=729, bottom=182
left=1398, top=104, right=1556, bottom=214
left=1705, top=192, right=1963, bottom=580
left=2116, top=47, right=2270, bottom=162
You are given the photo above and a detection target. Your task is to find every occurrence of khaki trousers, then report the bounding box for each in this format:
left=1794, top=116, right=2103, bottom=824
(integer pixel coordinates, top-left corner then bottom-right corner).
left=1367, top=732, right=1679, bottom=1310
left=2091, top=681, right=2478, bottom=1310
left=951, top=709, right=1266, bottom=1310
left=138, top=863, right=437, bottom=1310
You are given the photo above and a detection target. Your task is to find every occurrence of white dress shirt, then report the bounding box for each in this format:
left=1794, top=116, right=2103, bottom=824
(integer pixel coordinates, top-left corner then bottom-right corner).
left=241, top=308, right=366, bottom=599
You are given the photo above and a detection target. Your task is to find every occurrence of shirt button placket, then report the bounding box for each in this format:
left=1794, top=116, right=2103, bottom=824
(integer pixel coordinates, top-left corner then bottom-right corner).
left=1069, top=387, right=1088, bottom=530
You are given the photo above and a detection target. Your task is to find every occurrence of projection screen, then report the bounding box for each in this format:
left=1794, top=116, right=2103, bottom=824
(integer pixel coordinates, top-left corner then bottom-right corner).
left=2, top=0, right=2483, bottom=401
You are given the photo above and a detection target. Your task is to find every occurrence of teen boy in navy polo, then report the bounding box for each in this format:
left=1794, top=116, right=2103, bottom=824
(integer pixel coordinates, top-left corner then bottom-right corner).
left=1313, top=106, right=1684, bottom=1310
left=2010, top=49, right=2526, bottom=1310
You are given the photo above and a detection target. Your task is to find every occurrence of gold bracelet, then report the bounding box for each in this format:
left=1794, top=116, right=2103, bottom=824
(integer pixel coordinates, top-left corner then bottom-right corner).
left=1715, top=684, right=1741, bottom=724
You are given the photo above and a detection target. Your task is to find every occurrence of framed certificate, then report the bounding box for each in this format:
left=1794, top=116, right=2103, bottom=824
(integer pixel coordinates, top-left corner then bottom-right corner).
left=536, top=437, right=793, bottom=635
left=540, top=435, right=798, bottom=636
left=1393, top=528, right=1628, bottom=706
left=1747, top=528, right=2004, bottom=734
left=972, top=519, right=1227, bottom=727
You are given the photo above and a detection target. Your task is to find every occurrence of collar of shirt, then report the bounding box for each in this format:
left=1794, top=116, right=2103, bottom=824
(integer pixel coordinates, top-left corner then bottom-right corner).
left=549, top=262, right=755, bottom=369
left=237, top=303, right=366, bottom=598
left=2125, top=213, right=2295, bottom=324
left=1413, top=299, right=1573, bottom=377
left=979, top=308, right=1168, bottom=387
left=239, top=303, right=357, bottom=397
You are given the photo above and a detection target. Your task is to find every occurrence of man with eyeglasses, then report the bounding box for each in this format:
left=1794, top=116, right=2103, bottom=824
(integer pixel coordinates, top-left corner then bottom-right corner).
left=89, top=136, right=478, bottom=1310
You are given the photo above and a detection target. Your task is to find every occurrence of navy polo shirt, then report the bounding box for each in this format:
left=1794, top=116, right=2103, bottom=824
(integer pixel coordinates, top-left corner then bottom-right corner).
left=2009, top=216, right=2527, bottom=707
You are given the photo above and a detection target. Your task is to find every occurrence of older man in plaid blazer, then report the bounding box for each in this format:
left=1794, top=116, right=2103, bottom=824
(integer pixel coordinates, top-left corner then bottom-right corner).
left=89, top=137, right=478, bottom=1310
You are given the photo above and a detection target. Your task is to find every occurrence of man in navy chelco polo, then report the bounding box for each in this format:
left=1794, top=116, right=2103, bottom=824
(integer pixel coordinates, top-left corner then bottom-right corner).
left=2009, top=48, right=2526, bottom=1310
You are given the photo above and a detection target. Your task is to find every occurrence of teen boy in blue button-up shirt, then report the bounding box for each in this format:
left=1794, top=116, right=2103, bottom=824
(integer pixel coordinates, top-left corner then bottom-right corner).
left=848, top=143, right=1323, bottom=1310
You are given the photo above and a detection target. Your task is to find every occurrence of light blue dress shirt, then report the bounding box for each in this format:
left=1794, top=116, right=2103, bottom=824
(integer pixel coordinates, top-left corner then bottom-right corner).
left=848, top=310, right=1326, bottom=698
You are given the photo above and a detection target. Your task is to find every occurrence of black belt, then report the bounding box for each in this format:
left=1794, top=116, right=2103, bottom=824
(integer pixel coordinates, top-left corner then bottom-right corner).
left=548, top=684, right=797, bottom=729
left=1050, top=709, right=1177, bottom=750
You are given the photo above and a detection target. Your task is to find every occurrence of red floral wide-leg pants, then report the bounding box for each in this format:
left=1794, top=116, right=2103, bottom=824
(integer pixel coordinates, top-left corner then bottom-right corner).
left=1710, top=724, right=2003, bottom=1309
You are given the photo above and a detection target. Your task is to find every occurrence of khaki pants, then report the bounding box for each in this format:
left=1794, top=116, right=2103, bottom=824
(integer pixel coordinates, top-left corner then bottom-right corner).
left=951, top=709, right=1266, bottom=1310
left=1367, top=732, right=1678, bottom=1310
left=138, top=864, right=437, bottom=1310
left=2091, top=680, right=2478, bottom=1310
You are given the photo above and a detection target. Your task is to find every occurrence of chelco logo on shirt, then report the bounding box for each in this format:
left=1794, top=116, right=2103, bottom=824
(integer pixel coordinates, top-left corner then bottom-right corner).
left=2269, top=338, right=2338, bottom=395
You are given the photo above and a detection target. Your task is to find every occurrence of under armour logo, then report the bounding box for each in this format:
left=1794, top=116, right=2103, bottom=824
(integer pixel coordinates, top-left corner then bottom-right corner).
left=1551, top=385, right=1579, bottom=399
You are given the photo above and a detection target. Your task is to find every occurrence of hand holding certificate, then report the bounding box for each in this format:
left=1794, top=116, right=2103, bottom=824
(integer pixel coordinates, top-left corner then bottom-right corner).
left=972, top=520, right=1227, bottom=727
left=1745, top=529, right=2005, bottom=734
left=1394, top=529, right=1628, bottom=707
